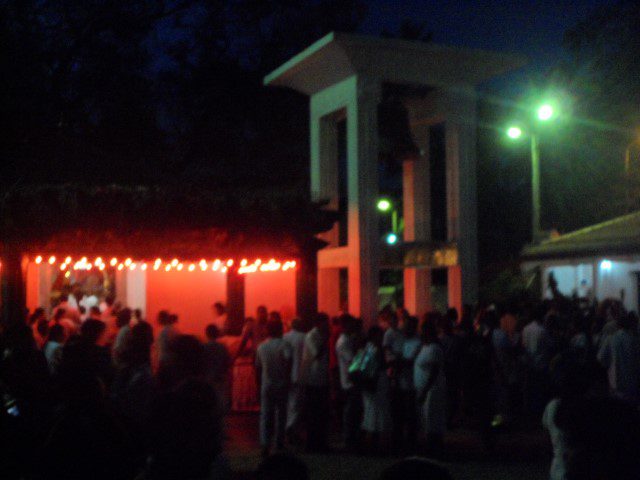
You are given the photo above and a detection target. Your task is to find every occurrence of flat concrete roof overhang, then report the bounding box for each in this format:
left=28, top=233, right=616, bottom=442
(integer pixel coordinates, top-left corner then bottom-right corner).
left=264, top=32, right=526, bottom=94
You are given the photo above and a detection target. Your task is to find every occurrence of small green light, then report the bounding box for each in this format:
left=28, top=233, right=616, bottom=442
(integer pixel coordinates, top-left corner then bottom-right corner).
left=386, top=233, right=398, bottom=245
left=537, top=104, right=554, bottom=121
left=377, top=199, right=392, bottom=212
left=507, top=126, right=523, bottom=139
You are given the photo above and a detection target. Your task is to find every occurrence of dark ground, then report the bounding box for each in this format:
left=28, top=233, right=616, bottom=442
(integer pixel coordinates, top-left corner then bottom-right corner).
left=223, top=413, right=550, bottom=480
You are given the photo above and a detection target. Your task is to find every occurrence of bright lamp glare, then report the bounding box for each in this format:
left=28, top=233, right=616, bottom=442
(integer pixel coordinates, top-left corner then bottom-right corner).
left=377, top=199, right=392, bottom=212
left=507, top=126, right=522, bottom=139
left=537, top=104, right=554, bottom=121
left=386, top=233, right=398, bottom=245
left=600, top=259, right=612, bottom=271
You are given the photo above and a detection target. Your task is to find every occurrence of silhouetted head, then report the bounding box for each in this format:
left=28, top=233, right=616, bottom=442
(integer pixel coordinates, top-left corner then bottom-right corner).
left=403, top=316, right=419, bottom=337
left=212, top=302, right=225, bottom=316
left=315, top=312, right=330, bottom=334
left=367, top=325, right=384, bottom=348
left=116, top=308, right=132, bottom=329
left=257, top=305, right=268, bottom=323
left=48, top=324, right=66, bottom=344
left=290, top=317, right=304, bottom=332
left=205, top=324, right=221, bottom=341
left=80, top=319, right=106, bottom=345
left=266, top=319, right=284, bottom=339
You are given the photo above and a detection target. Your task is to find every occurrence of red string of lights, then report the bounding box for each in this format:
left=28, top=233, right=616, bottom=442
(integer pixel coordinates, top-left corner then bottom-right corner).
left=32, top=255, right=296, bottom=275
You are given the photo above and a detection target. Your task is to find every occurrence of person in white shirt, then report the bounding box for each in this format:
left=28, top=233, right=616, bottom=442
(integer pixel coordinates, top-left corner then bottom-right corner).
left=414, top=320, right=447, bottom=456
left=523, top=316, right=545, bottom=357
left=598, top=312, right=640, bottom=402
left=255, top=318, right=292, bottom=457
left=282, top=318, right=306, bottom=441
left=335, top=314, right=363, bottom=451
left=300, top=313, right=330, bottom=452
left=43, top=324, right=65, bottom=373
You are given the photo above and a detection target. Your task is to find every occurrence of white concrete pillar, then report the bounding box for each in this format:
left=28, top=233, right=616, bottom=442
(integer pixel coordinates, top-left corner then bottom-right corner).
left=445, top=88, right=479, bottom=306
left=125, top=269, right=146, bottom=315
left=39, top=264, right=53, bottom=313
left=402, top=148, right=432, bottom=316
left=346, top=76, right=380, bottom=324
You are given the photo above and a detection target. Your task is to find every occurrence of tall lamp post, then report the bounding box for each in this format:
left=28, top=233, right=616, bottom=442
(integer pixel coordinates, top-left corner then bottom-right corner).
left=507, top=103, right=557, bottom=242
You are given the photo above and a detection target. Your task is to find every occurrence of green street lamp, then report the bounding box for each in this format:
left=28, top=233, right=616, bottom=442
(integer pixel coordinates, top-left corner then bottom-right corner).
left=537, top=104, right=554, bottom=121
left=507, top=126, right=523, bottom=139
left=377, top=198, right=392, bottom=212
left=506, top=102, right=558, bottom=242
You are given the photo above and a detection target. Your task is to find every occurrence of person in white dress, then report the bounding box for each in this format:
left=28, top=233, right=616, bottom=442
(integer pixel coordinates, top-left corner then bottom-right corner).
left=255, top=319, right=292, bottom=457
left=361, top=325, right=391, bottom=452
left=282, top=318, right=306, bottom=440
left=414, top=319, right=446, bottom=456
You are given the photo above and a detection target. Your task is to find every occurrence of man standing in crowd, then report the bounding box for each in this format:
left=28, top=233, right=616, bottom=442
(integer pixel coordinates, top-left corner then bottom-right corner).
left=282, top=318, right=306, bottom=443
left=300, top=313, right=330, bottom=452
left=598, top=311, right=640, bottom=402
left=256, top=318, right=292, bottom=458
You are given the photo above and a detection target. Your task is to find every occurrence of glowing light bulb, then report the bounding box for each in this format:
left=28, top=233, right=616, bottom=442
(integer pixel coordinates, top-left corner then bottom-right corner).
left=117, top=264, right=124, bottom=271
left=141, top=263, right=147, bottom=271
left=188, top=264, right=196, bottom=272
left=130, top=263, right=137, bottom=270
left=165, top=265, right=171, bottom=272
left=110, top=258, right=118, bottom=266
left=64, top=271, right=70, bottom=278
left=226, top=259, right=234, bottom=267
left=48, top=256, right=56, bottom=265
left=171, top=259, right=178, bottom=267
left=177, top=263, right=184, bottom=271
left=35, top=255, right=43, bottom=264
left=94, top=257, right=102, bottom=266
left=60, top=264, right=66, bottom=271
left=65, top=256, right=72, bottom=264
left=124, top=258, right=132, bottom=267
left=240, top=259, right=248, bottom=267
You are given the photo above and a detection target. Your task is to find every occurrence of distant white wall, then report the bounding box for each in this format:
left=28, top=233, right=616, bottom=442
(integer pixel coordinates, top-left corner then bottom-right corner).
left=536, top=257, right=640, bottom=313
left=543, top=263, right=594, bottom=299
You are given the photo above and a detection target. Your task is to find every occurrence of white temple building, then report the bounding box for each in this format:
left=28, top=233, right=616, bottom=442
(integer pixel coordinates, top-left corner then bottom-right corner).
left=265, top=33, right=523, bottom=321
left=522, top=211, right=640, bottom=312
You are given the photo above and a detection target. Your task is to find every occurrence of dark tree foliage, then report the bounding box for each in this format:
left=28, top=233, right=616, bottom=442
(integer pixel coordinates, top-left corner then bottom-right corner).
left=544, top=1, right=640, bottom=225
left=0, top=0, right=368, bottom=193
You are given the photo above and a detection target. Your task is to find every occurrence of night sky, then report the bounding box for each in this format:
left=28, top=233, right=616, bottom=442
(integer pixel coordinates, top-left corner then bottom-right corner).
left=362, top=0, right=609, bottom=91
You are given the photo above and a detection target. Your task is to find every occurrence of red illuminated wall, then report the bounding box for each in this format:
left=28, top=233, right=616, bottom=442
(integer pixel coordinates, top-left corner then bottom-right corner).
left=26, top=262, right=40, bottom=313
left=244, top=269, right=296, bottom=325
left=146, top=270, right=227, bottom=339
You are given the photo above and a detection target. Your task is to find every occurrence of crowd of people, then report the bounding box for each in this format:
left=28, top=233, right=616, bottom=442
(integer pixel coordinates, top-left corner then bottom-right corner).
left=2, top=291, right=640, bottom=479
